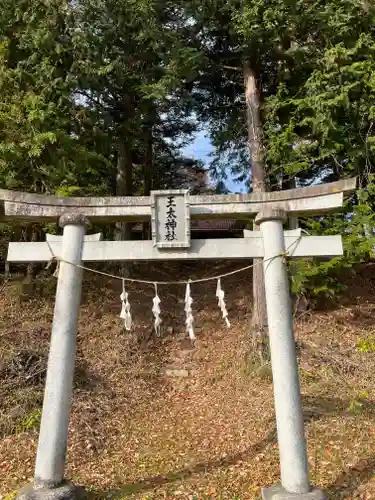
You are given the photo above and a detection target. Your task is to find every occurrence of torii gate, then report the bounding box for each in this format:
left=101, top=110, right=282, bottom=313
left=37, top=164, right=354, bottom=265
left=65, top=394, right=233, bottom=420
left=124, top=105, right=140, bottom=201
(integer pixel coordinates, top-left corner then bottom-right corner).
left=1, top=178, right=356, bottom=500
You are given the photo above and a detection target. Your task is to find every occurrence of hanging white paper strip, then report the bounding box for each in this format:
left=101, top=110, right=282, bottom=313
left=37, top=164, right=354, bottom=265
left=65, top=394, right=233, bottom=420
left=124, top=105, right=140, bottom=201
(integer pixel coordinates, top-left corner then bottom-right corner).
left=120, top=279, right=132, bottom=330
left=53, top=260, right=60, bottom=278
left=216, top=278, right=230, bottom=327
left=152, top=283, right=162, bottom=336
left=184, top=282, right=195, bottom=340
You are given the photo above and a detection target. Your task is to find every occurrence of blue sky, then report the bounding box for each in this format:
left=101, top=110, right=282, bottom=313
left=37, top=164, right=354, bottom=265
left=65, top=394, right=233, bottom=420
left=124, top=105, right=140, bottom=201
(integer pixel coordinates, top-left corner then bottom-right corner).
left=182, top=130, right=247, bottom=193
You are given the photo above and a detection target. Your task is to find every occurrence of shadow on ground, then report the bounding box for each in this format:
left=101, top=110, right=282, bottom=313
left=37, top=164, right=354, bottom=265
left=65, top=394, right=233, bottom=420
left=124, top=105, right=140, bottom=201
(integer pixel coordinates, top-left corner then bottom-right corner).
left=85, top=425, right=277, bottom=498
left=303, top=395, right=375, bottom=420
left=325, top=455, right=375, bottom=499
left=83, top=395, right=375, bottom=499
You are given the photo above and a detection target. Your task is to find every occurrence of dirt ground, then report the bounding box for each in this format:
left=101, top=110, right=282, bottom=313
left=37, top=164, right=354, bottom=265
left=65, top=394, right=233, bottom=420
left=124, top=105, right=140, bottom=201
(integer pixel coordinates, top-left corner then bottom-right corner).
left=1, top=261, right=375, bottom=499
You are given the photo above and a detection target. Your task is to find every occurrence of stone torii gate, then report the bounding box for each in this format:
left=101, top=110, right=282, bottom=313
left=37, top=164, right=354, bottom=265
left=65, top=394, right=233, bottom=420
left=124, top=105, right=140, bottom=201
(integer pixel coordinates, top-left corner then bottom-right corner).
left=0, top=178, right=356, bottom=500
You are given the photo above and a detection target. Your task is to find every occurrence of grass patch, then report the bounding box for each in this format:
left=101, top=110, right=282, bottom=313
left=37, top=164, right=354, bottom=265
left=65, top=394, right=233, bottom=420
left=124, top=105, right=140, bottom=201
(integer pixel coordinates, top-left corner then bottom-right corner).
left=3, top=492, right=17, bottom=500
left=13, top=408, right=42, bottom=435
left=239, top=357, right=273, bottom=381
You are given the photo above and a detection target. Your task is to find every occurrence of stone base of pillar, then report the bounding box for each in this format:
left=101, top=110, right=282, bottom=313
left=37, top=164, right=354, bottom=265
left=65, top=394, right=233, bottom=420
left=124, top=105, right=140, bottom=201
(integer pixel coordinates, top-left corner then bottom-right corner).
left=261, top=485, right=327, bottom=500
left=16, top=482, right=81, bottom=500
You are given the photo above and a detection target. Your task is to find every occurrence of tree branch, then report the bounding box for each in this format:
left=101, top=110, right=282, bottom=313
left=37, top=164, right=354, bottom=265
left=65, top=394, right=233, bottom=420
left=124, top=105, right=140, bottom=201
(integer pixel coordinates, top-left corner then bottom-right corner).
left=220, top=64, right=242, bottom=72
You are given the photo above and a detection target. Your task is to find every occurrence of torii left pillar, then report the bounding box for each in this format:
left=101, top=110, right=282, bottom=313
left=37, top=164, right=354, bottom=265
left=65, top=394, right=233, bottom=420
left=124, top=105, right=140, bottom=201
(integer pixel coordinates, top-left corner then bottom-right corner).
left=17, top=213, right=89, bottom=500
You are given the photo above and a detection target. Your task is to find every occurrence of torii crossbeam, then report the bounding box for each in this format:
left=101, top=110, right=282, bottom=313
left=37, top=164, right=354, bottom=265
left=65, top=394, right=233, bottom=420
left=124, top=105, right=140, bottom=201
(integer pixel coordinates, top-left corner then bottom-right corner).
left=0, top=178, right=356, bottom=222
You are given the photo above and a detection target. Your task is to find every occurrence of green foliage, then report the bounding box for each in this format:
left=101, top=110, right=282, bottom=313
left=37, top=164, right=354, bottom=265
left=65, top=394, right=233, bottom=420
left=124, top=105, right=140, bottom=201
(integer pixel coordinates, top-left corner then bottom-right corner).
left=289, top=181, right=375, bottom=300
left=0, top=0, right=205, bottom=201
left=13, top=408, right=41, bottom=434
left=357, top=337, right=375, bottom=353
left=289, top=259, right=347, bottom=300
left=347, top=392, right=370, bottom=415
left=1, top=0, right=375, bottom=300
left=3, top=492, right=17, bottom=500
left=266, top=30, right=375, bottom=185
left=0, top=0, right=110, bottom=195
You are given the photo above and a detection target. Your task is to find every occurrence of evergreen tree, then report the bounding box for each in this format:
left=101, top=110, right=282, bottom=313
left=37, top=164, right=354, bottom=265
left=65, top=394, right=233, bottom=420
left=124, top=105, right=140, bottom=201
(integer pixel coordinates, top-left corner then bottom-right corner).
left=0, top=0, right=110, bottom=196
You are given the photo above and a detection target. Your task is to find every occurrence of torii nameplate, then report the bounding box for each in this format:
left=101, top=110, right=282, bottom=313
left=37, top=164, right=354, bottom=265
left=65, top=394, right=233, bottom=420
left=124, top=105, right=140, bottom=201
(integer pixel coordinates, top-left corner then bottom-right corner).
left=151, top=190, right=190, bottom=249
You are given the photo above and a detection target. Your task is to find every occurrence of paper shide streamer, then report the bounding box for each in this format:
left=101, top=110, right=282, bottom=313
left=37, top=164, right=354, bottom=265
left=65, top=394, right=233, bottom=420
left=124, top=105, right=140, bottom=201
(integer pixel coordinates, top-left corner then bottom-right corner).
left=152, top=283, right=162, bottom=336
left=116, top=277, right=230, bottom=338
left=216, top=278, right=230, bottom=327
left=53, top=261, right=60, bottom=278
left=185, top=282, right=195, bottom=340
left=120, top=279, right=132, bottom=330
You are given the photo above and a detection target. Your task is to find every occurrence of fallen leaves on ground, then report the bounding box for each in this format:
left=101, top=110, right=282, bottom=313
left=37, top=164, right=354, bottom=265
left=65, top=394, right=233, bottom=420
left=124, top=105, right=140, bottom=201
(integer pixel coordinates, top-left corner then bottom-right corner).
left=1, top=262, right=375, bottom=499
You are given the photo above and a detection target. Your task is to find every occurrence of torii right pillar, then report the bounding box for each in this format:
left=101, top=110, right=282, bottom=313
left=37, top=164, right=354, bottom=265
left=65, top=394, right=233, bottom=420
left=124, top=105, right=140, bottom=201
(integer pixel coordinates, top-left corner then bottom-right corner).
left=256, top=208, right=327, bottom=500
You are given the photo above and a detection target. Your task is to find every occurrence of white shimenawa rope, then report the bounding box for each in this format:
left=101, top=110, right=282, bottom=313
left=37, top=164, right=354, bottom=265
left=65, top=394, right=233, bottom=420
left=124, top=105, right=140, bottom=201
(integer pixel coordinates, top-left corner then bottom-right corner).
left=152, top=283, right=162, bottom=336
left=46, top=235, right=302, bottom=286
left=45, top=236, right=302, bottom=339
left=184, top=282, right=195, bottom=340
left=120, top=279, right=132, bottom=330
left=216, top=278, right=230, bottom=328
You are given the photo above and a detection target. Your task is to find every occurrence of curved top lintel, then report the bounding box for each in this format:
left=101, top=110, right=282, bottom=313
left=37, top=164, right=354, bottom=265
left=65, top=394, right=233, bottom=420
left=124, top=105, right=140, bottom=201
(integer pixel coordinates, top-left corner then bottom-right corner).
left=0, top=177, right=357, bottom=222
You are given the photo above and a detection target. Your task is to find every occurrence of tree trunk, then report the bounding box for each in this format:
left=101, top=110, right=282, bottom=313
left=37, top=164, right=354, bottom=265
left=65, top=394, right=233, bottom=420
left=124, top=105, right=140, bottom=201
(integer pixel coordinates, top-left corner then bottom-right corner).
left=282, top=175, right=299, bottom=229
left=116, top=139, right=133, bottom=275
left=116, top=140, right=133, bottom=238
left=26, top=224, right=38, bottom=280
left=142, top=127, right=153, bottom=240
left=4, top=261, right=10, bottom=279
left=244, top=60, right=269, bottom=364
